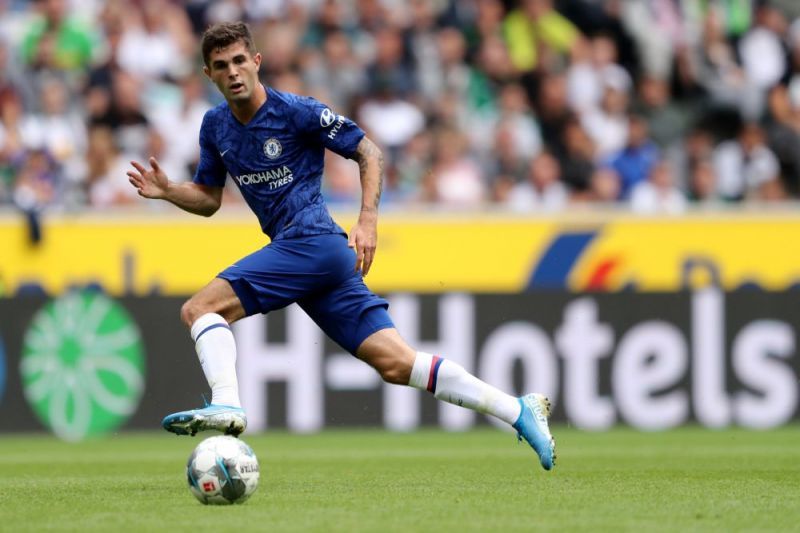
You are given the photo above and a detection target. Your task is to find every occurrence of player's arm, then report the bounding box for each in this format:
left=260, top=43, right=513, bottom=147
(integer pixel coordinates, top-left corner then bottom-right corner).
left=127, top=157, right=222, bottom=217
left=349, top=135, right=384, bottom=276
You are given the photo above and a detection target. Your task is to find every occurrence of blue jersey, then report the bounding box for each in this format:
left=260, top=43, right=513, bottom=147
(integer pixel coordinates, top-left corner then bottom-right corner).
left=193, top=87, right=366, bottom=240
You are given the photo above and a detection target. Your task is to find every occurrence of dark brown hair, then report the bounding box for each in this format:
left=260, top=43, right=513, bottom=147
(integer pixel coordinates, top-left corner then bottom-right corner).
left=200, top=22, right=257, bottom=67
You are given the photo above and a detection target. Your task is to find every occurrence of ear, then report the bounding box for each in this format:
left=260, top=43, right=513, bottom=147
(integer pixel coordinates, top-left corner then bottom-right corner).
left=203, top=65, right=211, bottom=80
left=253, top=52, right=262, bottom=69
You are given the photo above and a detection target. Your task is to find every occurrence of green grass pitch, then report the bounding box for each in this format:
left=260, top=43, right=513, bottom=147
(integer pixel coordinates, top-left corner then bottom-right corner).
left=1, top=427, right=798, bottom=532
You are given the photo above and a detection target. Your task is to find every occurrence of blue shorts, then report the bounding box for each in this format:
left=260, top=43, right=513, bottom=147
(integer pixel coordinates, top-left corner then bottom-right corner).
left=218, top=233, right=394, bottom=355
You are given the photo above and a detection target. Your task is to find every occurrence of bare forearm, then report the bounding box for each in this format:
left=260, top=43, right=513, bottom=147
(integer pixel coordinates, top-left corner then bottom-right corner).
left=353, top=136, right=384, bottom=218
left=162, top=182, right=221, bottom=217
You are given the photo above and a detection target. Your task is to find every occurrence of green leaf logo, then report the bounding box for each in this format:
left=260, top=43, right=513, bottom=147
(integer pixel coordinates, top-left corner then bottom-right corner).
left=20, top=291, right=145, bottom=441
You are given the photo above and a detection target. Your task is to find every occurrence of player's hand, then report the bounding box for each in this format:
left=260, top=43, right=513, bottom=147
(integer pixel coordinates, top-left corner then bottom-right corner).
left=348, top=211, right=378, bottom=276
left=127, top=157, right=170, bottom=199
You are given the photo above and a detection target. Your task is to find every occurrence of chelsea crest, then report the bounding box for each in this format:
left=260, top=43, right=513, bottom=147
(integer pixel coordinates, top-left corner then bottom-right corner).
left=264, top=138, right=282, bottom=159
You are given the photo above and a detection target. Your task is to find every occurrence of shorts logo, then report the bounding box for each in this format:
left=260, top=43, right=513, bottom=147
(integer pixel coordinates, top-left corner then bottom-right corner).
left=263, top=138, right=282, bottom=159
left=320, top=108, right=336, bottom=127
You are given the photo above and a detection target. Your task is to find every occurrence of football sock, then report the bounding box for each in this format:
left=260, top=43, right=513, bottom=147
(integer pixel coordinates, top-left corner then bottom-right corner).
left=408, top=352, right=522, bottom=425
left=190, top=313, right=241, bottom=408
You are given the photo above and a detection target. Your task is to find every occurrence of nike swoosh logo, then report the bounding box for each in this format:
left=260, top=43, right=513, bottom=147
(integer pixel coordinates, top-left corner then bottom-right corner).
left=220, top=149, right=231, bottom=157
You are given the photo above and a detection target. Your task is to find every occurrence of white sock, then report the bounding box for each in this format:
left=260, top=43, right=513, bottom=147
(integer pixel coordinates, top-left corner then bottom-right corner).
left=408, top=351, right=521, bottom=425
left=190, top=313, right=241, bottom=408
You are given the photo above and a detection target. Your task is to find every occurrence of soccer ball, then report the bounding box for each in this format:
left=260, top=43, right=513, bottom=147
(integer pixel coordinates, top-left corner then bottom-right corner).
left=186, top=435, right=260, bottom=505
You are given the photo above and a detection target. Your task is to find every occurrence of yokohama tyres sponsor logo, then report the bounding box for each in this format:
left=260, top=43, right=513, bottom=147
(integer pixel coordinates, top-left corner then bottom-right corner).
left=234, top=165, right=294, bottom=190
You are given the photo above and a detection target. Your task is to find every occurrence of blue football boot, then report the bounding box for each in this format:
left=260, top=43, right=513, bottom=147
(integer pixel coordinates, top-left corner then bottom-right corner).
left=161, top=400, right=247, bottom=437
left=512, top=393, right=556, bottom=470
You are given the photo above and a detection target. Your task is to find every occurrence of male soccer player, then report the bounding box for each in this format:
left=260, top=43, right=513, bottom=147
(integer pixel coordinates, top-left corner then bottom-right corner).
left=127, top=22, right=556, bottom=470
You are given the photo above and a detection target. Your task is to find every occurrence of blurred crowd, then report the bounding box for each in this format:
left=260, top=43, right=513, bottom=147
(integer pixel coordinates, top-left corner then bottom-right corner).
left=2, top=0, right=800, bottom=214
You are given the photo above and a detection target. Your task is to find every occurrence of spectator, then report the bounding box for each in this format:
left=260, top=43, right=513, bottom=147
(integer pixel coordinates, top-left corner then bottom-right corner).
left=117, top=0, right=193, bottom=79
left=92, top=71, right=150, bottom=156
left=693, top=9, right=761, bottom=120
left=687, top=157, right=724, bottom=206
left=503, top=0, right=581, bottom=73
left=465, top=33, right=516, bottom=116
left=763, top=84, right=800, bottom=196
left=712, top=123, right=781, bottom=201
left=535, top=73, right=572, bottom=156
left=394, top=130, right=434, bottom=202
left=566, top=33, right=630, bottom=113
left=428, top=27, right=471, bottom=110
left=302, top=29, right=367, bottom=114
left=0, top=92, right=26, bottom=202
left=634, top=76, right=692, bottom=149
left=12, top=148, right=61, bottom=210
left=738, top=5, right=788, bottom=93
left=148, top=73, right=211, bottom=177
left=581, top=69, right=631, bottom=158
left=505, top=150, right=569, bottom=212
left=605, top=114, right=660, bottom=198
left=586, top=166, right=622, bottom=203
left=365, top=25, right=416, bottom=98
left=425, top=126, right=485, bottom=206
left=84, top=125, right=138, bottom=207
left=20, top=75, right=86, bottom=170
left=477, top=82, right=542, bottom=168
left=620, top=0, right=686, bottom=81
left=357, top=83, right=425, bottom=171
left=20, top=0, right=97, bottom=74
left=629, top=160, right=687, bottom=213
left=557, top=115, right=596, bottom=195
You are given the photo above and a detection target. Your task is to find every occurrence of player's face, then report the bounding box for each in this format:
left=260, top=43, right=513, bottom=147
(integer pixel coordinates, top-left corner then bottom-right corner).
left=204, top=41, right=262, bottom=103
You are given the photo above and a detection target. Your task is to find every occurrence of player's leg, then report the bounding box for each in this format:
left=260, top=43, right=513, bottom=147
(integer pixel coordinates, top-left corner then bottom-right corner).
left=162, top=277, right=249, bottom=436
left=181, top=277, right=246, bottom=408
left=354, top=328, right=517, bottom=421
left=355, top=328, right=556, bottom=471
left=166, top=236, right=359, bottom=437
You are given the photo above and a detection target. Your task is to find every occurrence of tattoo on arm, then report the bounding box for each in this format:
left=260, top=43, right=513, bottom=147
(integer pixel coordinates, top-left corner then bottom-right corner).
left=355, top=137, right=383, bottom=212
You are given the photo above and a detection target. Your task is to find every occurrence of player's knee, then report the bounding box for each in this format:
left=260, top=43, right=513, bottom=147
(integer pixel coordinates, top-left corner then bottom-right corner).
left=180, top=299, right=202, bottom=328
left=377, top=359, right=412, bottom=385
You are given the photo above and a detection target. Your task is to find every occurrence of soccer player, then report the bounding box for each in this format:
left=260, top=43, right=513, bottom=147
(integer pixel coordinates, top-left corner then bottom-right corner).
left=127, top=22, right=556, bottom=470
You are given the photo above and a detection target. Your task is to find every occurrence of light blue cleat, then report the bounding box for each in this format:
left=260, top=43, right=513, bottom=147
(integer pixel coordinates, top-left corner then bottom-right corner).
left=161, top=402, right=247, bottom=437
left=512, top=393, right=556, bottom=471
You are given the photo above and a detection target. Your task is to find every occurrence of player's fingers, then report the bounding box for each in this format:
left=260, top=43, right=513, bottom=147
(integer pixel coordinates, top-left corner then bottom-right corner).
left=347, top=231, right=356, bottom=249
left=149, top=156, right=161, bottom=172
left=131, top=161, right=147, bottom=174
left=127, top=172, right=143, bottom=187
left=362, top=249, right=374, bottom=276
left=356, top=242, right=365, bottom=273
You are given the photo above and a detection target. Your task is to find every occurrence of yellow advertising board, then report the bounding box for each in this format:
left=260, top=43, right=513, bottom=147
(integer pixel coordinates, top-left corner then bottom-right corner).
left=2, top=209, right=800, bottom=295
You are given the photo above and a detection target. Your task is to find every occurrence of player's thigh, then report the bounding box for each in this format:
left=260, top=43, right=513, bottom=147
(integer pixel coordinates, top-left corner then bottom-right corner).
left=299, top=274, right=395, bottom=357
left=356, top=327, right=416, bottom=384
left=220, top=235, right=354, bottom=317
left=181, top=277, right=246, bottom=326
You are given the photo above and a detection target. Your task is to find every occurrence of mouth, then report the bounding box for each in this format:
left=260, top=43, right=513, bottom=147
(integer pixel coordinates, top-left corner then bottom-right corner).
left=229, top=81, right=245, bottom=94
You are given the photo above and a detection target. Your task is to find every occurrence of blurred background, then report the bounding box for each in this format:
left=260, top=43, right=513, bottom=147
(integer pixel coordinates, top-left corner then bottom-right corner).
left=0, top=0, right=799, bottom=440
left=2, top=0, right=800, bottom=210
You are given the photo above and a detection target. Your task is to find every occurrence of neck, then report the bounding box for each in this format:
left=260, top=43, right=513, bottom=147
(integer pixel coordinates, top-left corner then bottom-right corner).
left=229, top=84, right=268, bottom=124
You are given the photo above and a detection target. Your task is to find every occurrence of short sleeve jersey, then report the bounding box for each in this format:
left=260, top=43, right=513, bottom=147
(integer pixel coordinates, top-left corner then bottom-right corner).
left=193, top=87, right=365, bottom=240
